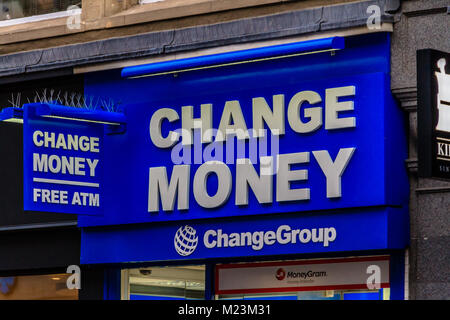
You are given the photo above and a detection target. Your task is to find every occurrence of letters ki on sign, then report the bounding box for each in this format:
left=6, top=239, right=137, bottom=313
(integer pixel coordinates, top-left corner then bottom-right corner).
left=418, top=49, right=450, bottom=180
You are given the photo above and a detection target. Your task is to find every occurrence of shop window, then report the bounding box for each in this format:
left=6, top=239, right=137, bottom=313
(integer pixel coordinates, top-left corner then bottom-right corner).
left=125, top=265, right=206, bottom=300
left=0, top=273, right=78, bottom=300
left=0, top=0, right=81, bottom=23
left=215, top=256, right=392, bottom=301
left=217, top=289, right=390, bottom=300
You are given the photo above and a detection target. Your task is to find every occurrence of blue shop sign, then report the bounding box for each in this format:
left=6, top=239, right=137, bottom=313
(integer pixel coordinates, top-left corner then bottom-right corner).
left=22, top=104, right=105, bottom=215
left=9, top=33, right=409, bottom=262
left=77, top=33, right=408, bottom=227
left=81, top=206, right=408, bottom=264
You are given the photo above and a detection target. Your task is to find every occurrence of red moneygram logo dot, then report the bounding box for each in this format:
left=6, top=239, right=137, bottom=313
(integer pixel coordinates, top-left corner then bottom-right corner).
left=275, top=268, right=286, bottom=281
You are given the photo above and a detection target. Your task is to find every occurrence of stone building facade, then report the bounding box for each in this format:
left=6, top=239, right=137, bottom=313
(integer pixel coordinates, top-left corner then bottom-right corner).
left=0, top=0, right=448, bottom=299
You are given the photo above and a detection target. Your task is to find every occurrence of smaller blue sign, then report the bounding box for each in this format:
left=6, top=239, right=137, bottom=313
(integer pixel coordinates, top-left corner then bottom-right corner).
left=0, top=277, right=15, bottom=295
left=23, top=104, right=105, bottom=215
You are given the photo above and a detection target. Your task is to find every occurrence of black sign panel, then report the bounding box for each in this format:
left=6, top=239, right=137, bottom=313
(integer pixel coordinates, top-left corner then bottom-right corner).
left=418, top=49, right=450, bottom=180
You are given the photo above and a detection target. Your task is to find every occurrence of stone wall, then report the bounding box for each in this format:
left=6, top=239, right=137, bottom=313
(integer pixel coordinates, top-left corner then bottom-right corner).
left=391, top=0, right=450, bottom=300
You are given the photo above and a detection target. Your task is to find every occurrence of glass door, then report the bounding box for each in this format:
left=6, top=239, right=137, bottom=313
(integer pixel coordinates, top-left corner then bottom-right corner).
left=123, top=265, right=206, bottom=300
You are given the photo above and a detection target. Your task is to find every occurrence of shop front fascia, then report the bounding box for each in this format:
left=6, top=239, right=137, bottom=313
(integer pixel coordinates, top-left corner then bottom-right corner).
left=79, top=32, right=409, bottom=300
left=10, top=32, right=409, bottom=300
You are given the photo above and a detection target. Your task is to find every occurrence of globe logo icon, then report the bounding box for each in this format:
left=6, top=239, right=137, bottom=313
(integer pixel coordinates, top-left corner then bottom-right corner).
left=174, top=225, right=198, bottom=256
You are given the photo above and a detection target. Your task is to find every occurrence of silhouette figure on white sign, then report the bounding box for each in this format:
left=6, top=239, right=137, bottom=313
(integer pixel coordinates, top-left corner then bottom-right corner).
left=435, top=58, right=450, bottom=132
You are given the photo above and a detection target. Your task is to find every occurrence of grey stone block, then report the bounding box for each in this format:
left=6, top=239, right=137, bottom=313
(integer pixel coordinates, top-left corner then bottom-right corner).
left=415, top=236, right=450, bottom=282
left=415, top=193, right=450, bottom=238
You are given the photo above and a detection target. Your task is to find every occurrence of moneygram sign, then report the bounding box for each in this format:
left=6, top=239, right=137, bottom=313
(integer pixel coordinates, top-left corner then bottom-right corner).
left=216, top=257, right=390, bottom=294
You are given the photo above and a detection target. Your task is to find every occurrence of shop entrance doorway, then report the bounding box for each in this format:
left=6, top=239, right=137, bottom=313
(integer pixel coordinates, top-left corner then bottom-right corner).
left=125, top=265, right=206, bottom=300
left=121, top=256, right=391, bottom=300
left=215, top=256, right=391, bottom=301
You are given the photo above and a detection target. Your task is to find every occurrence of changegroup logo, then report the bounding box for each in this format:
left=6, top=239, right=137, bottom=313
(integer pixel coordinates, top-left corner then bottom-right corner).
left=275, top=268, right=286, bottom=281
left=174, top=225, right=198, bottom=256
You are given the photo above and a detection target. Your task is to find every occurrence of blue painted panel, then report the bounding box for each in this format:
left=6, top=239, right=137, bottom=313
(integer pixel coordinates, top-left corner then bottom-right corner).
left=80, top=207, right=407, bottom=264
left=23, top=104, right=104, bottom=215
left=130, top=294, right=186, bottom=300
left=343, top=291, right=381, bottom=300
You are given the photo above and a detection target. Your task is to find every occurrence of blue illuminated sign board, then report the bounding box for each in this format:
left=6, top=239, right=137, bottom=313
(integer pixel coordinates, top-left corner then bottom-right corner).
left=18, top=34, right=409, bottom=263
left=23, top=104, right=104, bottom=215
left=80, top=206, right=408, bottom=264
left=76, top=34, right=408, bottom=228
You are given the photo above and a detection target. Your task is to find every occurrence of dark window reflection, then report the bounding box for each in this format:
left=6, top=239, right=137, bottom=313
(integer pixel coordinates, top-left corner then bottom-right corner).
left=0, top=274, right=78, bottom=300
